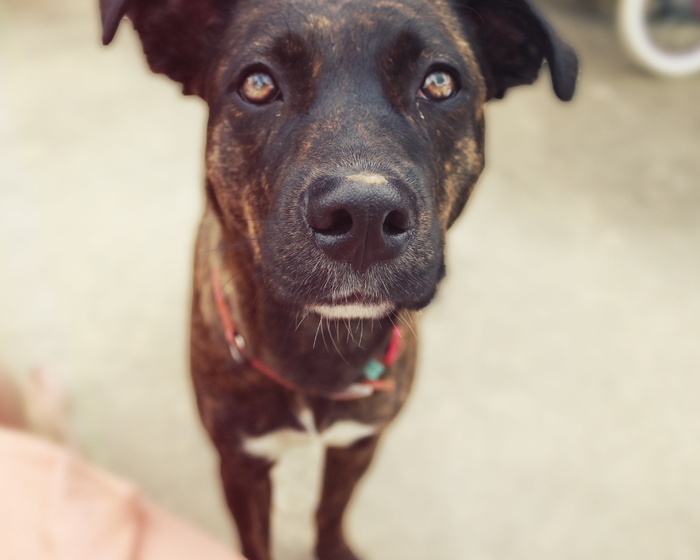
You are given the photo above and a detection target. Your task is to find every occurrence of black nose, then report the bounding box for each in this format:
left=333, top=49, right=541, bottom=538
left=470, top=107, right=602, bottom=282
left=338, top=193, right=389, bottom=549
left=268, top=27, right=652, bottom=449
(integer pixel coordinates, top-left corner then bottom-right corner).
left=304, top=175, right=415, bottom=273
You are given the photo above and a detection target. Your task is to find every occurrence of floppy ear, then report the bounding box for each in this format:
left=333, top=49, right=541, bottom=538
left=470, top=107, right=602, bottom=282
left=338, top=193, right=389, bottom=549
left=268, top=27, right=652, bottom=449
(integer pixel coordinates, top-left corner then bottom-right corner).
left=456, top=0, right=579, bottom=101
left=99, top=0, right=231, bottom=96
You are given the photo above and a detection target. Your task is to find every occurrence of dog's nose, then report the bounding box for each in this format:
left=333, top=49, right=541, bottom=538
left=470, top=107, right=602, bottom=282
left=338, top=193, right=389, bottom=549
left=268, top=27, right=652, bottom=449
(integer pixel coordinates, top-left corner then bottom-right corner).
left=305, top=175, right=415, bottom=273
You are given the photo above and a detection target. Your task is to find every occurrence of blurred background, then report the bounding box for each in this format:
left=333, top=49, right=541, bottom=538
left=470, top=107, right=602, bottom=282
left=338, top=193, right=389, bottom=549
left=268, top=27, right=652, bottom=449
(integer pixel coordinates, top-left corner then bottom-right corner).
left=1, top=0, right=699, bottom=558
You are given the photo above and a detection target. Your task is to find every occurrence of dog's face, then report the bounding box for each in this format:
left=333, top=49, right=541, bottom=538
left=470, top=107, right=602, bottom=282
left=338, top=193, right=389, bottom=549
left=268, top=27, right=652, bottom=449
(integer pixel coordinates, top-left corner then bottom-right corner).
left=101, top=0, right=577, bottom=320
left=207, top=0, right=487, bottom=320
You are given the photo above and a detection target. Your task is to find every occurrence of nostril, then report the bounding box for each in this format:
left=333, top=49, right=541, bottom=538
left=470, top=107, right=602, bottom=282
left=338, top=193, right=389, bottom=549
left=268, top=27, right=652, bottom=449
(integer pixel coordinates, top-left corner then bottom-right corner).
left=383, top=210, right=411, bottom=236
left=311, top=208, right=353, bottom=237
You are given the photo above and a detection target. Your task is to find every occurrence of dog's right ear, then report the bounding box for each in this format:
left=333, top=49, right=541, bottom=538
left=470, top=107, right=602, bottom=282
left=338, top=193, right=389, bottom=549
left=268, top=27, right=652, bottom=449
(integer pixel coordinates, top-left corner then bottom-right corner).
left=99, top=0, right=231, bottom=96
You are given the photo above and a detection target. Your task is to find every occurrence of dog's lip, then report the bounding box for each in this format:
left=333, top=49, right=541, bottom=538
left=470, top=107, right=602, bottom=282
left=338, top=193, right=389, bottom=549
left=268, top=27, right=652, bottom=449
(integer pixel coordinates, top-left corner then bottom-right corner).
left=309, top=302, right=394, bottom=320
left=316, top=292, right=382, bottom=307
left=307, top=292, right=394, bottom=319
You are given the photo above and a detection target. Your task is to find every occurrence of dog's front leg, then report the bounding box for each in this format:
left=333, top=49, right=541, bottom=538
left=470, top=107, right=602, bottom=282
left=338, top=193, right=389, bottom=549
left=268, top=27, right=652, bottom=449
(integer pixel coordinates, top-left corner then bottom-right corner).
left=219, top=448, right=274, bottom=560
left=315, top=435, right=381, bottom=560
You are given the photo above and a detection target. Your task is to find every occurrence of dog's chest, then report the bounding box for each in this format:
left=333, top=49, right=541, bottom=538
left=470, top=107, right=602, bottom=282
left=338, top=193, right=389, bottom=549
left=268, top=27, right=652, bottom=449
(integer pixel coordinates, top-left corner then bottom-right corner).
left=243, top=408, right=376, bottom=462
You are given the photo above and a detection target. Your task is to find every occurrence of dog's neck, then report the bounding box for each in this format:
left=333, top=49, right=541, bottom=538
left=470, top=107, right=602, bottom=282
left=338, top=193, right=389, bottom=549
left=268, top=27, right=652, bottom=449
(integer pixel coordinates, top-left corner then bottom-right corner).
left=207, top=210, right=404, bottom=394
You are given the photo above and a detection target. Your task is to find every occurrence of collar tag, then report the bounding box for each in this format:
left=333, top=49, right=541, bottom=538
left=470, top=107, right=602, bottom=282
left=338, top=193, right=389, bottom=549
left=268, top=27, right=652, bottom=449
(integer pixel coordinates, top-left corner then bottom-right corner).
left=363, top=359, right=386, bottom=381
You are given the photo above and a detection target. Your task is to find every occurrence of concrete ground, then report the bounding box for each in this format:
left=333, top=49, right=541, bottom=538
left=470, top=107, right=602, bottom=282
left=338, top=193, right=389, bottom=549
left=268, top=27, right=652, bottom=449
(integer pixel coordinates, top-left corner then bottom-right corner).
left=1, top=1, right=699, bottom=558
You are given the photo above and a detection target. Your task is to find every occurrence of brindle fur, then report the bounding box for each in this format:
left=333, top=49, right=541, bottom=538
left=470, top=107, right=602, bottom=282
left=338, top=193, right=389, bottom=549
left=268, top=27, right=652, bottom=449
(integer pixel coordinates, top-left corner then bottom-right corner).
left=100, top=0, right=577, bottom=558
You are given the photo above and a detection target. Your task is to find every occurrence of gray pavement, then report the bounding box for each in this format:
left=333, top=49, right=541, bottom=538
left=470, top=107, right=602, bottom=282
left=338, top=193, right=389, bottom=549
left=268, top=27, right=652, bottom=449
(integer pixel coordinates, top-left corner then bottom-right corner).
left=1, top=1, right=699, bottom=558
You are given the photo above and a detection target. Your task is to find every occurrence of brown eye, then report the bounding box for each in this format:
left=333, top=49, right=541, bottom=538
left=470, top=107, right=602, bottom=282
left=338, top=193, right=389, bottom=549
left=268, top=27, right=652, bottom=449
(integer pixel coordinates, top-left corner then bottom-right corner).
left=420, top=70, right=457, bottom=101
left=239, top=71, right=279, bottom=104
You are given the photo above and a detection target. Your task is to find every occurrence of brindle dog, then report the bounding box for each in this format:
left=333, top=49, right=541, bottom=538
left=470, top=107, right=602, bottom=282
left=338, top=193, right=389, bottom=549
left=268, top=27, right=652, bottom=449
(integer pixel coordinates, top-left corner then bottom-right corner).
left=100, top=0, right=577, bottom=558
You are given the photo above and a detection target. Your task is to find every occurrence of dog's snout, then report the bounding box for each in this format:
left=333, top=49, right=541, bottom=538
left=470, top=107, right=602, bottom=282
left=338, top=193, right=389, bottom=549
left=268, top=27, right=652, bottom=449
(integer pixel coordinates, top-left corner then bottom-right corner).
left=305, top=176, right=414, bottom=273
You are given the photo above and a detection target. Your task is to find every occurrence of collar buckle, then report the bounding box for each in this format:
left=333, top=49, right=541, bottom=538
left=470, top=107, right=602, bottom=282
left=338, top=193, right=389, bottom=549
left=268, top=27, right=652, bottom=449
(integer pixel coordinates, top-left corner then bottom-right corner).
left=229, top=334, right=246, bottom=364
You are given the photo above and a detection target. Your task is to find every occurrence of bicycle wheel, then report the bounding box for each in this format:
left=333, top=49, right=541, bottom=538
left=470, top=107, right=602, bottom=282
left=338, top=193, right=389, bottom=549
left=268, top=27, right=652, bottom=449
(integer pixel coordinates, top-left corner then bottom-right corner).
left=617, top=0, right=700, bottom=76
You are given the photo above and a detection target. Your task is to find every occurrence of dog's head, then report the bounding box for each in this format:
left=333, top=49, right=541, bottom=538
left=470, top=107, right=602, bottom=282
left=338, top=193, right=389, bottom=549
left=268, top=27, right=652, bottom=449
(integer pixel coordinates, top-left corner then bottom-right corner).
left=102, top=0, right=577, bottom=320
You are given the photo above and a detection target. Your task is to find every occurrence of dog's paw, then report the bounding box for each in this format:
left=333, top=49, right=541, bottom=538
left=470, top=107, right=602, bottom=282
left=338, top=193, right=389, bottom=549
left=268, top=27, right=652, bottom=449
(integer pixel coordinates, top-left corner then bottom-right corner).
left=315, top=538, right=363, bottom=560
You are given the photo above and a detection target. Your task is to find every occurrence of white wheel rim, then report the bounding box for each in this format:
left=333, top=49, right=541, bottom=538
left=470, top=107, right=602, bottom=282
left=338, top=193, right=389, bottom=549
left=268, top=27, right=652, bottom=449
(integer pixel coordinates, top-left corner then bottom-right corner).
left=618, top=0, right=700, bottom=76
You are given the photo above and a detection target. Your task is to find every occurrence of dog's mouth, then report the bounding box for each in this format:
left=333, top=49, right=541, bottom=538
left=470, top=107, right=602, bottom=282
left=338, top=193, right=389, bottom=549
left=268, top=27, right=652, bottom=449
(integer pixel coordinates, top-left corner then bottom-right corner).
left=259, top=230, right=444, bottom=319
left=306, top=290, right=394, bottom=319
left=308, top=296, right=394, bottom=320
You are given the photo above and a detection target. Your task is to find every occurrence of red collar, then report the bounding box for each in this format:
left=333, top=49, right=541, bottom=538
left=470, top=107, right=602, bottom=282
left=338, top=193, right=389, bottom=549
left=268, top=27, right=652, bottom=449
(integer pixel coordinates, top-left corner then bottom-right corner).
left=211, top=265, right=401, bottom=400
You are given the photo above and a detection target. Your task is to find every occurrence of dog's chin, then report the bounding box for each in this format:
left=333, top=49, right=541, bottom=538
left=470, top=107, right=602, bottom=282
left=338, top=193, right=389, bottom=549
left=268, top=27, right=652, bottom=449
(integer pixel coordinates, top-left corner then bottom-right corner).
left=309, top=302, right=395, bottom=320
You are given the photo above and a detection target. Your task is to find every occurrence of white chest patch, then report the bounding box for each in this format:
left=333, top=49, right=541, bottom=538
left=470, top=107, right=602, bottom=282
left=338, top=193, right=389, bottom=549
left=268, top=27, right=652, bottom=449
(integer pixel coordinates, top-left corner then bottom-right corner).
left=242, top=409, right=377, bottom=462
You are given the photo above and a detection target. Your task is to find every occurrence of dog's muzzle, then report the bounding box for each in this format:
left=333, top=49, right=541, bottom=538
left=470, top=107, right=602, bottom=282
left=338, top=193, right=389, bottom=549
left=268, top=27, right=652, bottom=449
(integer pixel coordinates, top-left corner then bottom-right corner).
left=260, top=168, right=443, bottom=319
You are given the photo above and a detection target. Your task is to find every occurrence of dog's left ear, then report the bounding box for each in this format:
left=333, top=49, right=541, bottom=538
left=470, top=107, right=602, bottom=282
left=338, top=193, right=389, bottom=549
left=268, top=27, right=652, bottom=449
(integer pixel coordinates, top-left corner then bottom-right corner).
left=456, top=0, right=579, bottom=101
left=100, top=0, right=231, bottom=96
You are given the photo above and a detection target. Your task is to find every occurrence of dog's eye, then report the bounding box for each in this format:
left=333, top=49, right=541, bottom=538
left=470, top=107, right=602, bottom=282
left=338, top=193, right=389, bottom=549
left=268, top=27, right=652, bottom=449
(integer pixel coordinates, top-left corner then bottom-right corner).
left=419, top=70, right=457, bottom=101
left=239, top=71, right=279, bottom=104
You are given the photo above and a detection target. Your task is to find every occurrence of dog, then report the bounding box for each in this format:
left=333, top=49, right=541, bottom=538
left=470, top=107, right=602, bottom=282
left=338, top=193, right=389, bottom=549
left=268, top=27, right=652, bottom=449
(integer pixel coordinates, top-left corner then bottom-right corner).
left=99, top=0, right=578, bottom=558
